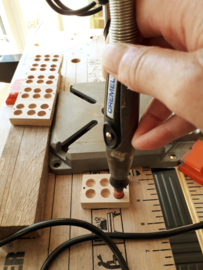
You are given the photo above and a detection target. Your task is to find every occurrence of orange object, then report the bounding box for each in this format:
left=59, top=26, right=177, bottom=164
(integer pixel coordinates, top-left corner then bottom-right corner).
left=5, top=79, right=24, bottom=105
left=179, top=139, right=203, bottom=185
left=114, top=190, right=124, bottom=199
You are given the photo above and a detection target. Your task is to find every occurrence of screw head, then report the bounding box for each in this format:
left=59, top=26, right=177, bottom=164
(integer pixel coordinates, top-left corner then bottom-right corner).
left=106, top=132, right=112, bottom=141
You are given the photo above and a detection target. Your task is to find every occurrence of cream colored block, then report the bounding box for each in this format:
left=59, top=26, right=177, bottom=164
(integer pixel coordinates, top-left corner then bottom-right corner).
left=24, top=73, right=60, bottom=88
left=32, top=54, right=63, bottom=64
left=28, top=62, right=61, bottom=74
left=10, top=99, right=55, bottom=126
left=81, top=174, right=130, bottom=209
left=17, top=85, right=57, bottom=102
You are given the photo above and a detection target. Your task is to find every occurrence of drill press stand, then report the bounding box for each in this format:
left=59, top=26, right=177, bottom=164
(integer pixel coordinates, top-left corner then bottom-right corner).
left=50, top=82, right=198, bottom=175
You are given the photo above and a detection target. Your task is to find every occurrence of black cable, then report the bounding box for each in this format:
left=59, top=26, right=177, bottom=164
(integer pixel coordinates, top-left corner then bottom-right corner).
left=46, top=0, right=98, bottom=16
left=78, top=6, right=102, bottom=17
left=0, top=219, right=128, bottom=270
left=1, top=219, right=203, bottom=269
left=41, top=221, right=203, bottom=269
left=103, top=18, right=110, bottom=39
left=53, top=0, right=71, bottom=10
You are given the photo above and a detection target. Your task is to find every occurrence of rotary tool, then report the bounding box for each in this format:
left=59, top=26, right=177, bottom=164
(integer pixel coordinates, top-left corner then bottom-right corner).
left=103, top=0, right=140, bottom=199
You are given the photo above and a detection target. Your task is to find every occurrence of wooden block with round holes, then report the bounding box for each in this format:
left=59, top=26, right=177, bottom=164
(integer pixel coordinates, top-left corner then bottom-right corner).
left=32, top=54, right=63, bottom=64
left=9, top=82, right=58, bottom=126
left=25, top=73, right=60, bottom=88
left=81, top=174, right=130, bottom=209
left=9, top=100, right=55, bottom=126
left=18, top=85, right=57, bottom=101
left=28, top=62, right=61, bottom=74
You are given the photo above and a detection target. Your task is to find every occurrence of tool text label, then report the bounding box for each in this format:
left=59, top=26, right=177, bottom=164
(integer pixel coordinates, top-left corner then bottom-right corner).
left=107, top=75, right=117, bottom=119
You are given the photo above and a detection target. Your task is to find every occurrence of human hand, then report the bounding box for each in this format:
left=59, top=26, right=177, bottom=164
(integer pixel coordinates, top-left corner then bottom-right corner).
left=102, top=0, right=203, bottom=150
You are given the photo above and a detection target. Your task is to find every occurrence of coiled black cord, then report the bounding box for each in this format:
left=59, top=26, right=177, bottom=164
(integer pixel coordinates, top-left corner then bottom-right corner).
left=1, top=218, right=203, bottom=270
left=0, top=219, right=128, bottom=270
left=41, top=221, right=203, bottom=269
left=46, top=0, right=102, bottom=16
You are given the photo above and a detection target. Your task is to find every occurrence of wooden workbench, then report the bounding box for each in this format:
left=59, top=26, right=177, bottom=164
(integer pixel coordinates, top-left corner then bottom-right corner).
left=0, top=30, right=201, bottom=270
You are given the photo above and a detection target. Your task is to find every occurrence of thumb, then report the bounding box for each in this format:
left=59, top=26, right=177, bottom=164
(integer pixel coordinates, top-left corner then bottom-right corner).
left=102, top=43, right=203, bottom=131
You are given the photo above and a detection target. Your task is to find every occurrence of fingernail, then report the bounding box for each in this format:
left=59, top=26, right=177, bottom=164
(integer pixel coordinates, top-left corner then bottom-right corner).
left=102, top=43, right=128, bottom=75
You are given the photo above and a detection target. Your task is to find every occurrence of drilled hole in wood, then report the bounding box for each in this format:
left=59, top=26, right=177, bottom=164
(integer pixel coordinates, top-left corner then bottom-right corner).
left=46, top=80, right=53, bottom=85
left=45, top=89, right=53, bottom=93
left=34, top=88, right=41, bottom=93
left=26, top=80, right=33, bottom=84
left=37, top=80, right=44, bottom=84
left=35, top=59, right=40, bottom=61
left=100, top=178, right=109, bottom=187
left=30, top=68, right=36, bottom=71
left=51, top=64, right=57, bottom=67
left=22, top=94, right=29, bottom=98
left=50, top=68, right=56, bottom=71
left=29, top=104, right=37, bottom=109
left=41, top=64, right=47, bottom=67
left=38, top=75, right=44, bottom=79
left=36, top=55, right=41, bottom=57
left=53, top=59, right=58, bottom=62
left=28, top=75, right=35, bottom=79
left=38, top=111, right=46, bottom=117
left=101, top=189, right=111, bottom=198
left=44, top=94, right=52, bottom=99
left=41, top=104, right=49, bottom=109
left=33, top=64, right=38, bottom=67
left=48, top=76, right=55, bottom=79
left=27, top=110, right=36, bottom=116
left=45, top=58, right=50, bottom=61
left=33, top=94, right=40, bottom=99
left=86, top=189, right=96, bottom=199
left=45, top=55, right=50, bottom=57
left=54, top=55, right=59, bottom=58
left=40, top=68, right=46, bottom=71
left=24, top=87, right=32, bottom=92
left=16, top=104, right=24, bottom=109
left=86, top=179, right=96, bottom=187
left=71, top=58, right=81, bottom=63
left=14, top=110, right=22, bottom=115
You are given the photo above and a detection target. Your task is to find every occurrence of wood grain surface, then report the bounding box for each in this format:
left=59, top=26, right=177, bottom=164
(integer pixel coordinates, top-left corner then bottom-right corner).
left=0, top=168, right=176, bottom=269
left=0, top=30, right=104, bottom=238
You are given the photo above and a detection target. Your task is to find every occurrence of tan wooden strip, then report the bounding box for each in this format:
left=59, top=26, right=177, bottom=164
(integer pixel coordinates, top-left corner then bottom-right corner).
left=122, top=168, right=175, bottom=269
left=0, top=126, right=49, bottom=237
left=69, top=174, right=92, bottom=269
left=0, top=173, right=55, bottom=270
left=176, top=168, right=203, bottom=253
left=0, top=101, right=12, bottom=158
left=0, top=126, right=24, bottom=224
left=49, top=175, right=72, bottom=270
